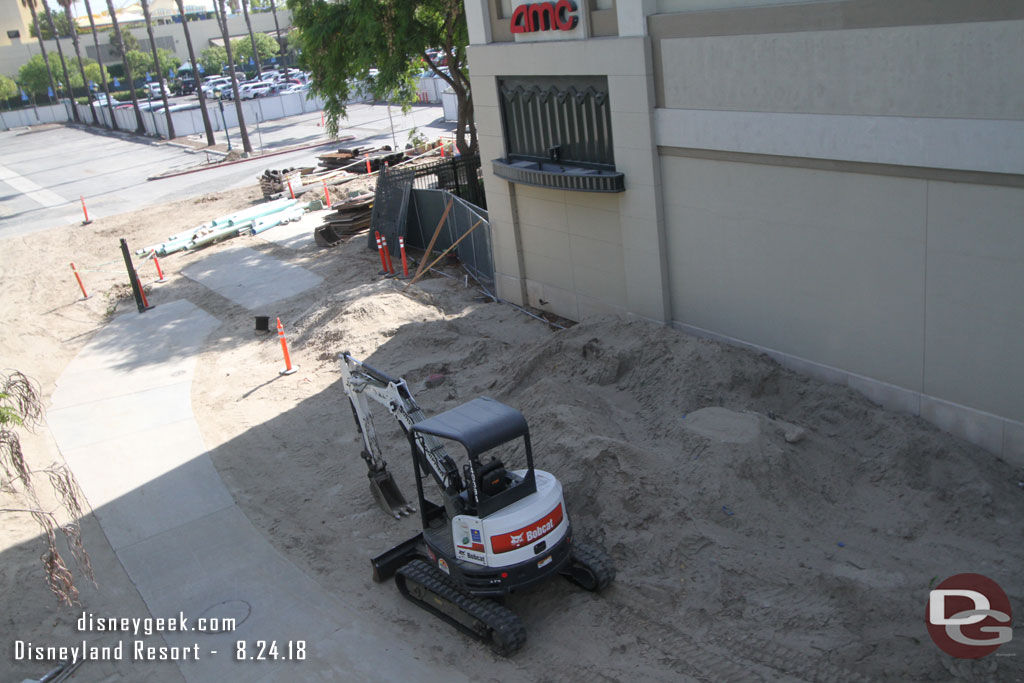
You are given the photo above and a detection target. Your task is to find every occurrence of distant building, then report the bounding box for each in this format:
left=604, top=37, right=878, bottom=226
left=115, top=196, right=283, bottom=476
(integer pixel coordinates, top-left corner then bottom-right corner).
left=0, top=0, right=37, bottom=48
left=74, top=0, right=219, bottom=30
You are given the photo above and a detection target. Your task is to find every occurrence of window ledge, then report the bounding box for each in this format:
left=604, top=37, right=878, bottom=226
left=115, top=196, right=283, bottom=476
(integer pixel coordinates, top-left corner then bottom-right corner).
left=492, top=158, right=625, bottom=193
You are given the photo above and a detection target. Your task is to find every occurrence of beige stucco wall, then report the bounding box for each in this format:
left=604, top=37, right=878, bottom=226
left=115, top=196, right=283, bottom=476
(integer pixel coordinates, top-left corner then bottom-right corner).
left=655, top=19, right=1024, bottom=119
left=661, top=155, right=928, bottom=392
left=468, top=35, right=669, bottom=322
left=923, top=182, right=1024, bottom=423
left=0, top=0, right=34, bottom=48
left=661, top=153, right=1024, bottom=450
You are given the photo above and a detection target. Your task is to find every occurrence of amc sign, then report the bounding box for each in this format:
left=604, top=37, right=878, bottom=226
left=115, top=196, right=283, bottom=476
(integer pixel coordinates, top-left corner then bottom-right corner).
left=510, top=0, right=579, bottom=34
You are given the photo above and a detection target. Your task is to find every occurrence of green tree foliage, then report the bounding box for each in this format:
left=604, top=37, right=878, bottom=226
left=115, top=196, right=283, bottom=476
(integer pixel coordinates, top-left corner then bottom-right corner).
left=289, top=0, right=476, bottom=154
left=0, top=74, right=18, bottom=100
left=200, top=45, right=228, bottom=75
left=156, top=48, right=182, bottom=74
left=108, top=27, right=140, bottom=57
left=122, top=47, right=181, bottom=79
left=29, top=8, right=73, bottom=39
left=124, top=49, right=150, bottom=78
left=231, top=32, right=278, bottom=65
left=18, top=53, right=108, bottom=93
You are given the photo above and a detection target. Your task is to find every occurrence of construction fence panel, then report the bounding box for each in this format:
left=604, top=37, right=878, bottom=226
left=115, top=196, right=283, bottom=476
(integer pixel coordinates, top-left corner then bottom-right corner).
left=97, top=105, right=114, bottom=129
left=0, top=102, right=68, bottom=128
left=406, top=189, right=493, bottom=293
left=258, top=96, right=285, bottom=122
left=113, top=107, right=136, bottom=131
left=143, top=109, right=163, bottom=137
left=370, top=154, right=492, bottom=291
left=169, top=108, right=204, bottom=137
left=369, top=153, right=485, bottom=252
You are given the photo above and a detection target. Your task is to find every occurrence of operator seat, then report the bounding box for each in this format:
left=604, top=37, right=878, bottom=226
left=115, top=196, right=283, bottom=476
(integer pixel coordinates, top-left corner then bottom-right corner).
left=477, top=458, right=508, bottom=497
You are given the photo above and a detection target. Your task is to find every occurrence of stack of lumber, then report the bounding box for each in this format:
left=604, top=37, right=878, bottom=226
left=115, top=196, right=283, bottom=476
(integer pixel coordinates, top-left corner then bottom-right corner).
left=318, top=146, right=405, bottom=173
left=314, top=192, right=374, bottom=247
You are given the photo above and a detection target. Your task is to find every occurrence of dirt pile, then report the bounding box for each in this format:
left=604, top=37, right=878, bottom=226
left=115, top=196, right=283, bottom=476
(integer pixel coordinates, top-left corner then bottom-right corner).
left=3, top=186, right=1021, bottom=682
left=476, top=317, right=1022, bottom=681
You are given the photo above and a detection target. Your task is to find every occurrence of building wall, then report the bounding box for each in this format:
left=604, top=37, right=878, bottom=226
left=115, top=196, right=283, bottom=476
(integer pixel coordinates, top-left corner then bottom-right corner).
left=660, top=154, right=1024, bottom=431
left=649, top=2, right=1024, bottom=459
left=0, top=0, right=35, bottom=48
left=468, top=33, right=669, bottom=322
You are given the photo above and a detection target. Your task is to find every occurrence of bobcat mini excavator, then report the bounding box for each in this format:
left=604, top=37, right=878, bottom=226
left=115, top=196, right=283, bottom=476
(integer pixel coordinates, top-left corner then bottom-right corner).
left=340, top=352, right=615, bottom=654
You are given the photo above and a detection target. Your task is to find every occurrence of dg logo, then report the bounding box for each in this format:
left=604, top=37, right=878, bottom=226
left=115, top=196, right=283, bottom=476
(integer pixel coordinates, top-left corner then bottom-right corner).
left=926, top=573, right=1013, bottom=659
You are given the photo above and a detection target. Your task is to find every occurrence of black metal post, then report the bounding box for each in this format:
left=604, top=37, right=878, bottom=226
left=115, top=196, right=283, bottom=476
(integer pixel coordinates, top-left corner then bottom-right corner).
left=120, top=238, right=147, bottom=313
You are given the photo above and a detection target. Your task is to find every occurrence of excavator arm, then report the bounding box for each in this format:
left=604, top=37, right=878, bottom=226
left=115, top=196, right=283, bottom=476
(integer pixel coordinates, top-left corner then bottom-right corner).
left=340, top=352, right=462, bottom=517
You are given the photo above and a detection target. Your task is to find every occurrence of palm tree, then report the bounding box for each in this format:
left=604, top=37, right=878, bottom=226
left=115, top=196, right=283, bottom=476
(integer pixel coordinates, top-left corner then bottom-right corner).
left=42, top=1, right=78, bottom=121
left=174, top=0, right=214, bottom=145
left=268, top=0, right=282, bottom=56
left=58, top=0, right=98, bottom=125
left=82, top=0, right=115, bottom=129
left=215, top=0, right=252, bottom=153
left=21, top=0, right=58, bottom=103
left=104, top=0, right=145, bottom=134
left=240, top=0, right=262, bottom=77
left=139, top=0, right=173, bottom=139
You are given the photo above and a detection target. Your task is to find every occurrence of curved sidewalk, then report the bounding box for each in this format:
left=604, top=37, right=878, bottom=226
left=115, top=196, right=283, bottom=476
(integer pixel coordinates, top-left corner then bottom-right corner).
left=46, top=299, right=468, bottom=682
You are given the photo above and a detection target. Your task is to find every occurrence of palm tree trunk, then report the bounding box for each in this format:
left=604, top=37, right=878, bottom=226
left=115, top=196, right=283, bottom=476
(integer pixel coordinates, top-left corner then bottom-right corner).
left=24, top=0, right=57, bottom=104
left=216, top=0, right=252, bottom=153
left=43, top=5, right=78, bottom=121
left=240, top=0, right=261, bottom=77
left=62, top=0, right=98, bottom=125
left=82, top=0, right=115, bottom=129
left=105, top=0, right=145, bottom=134
left=139, top=0, right=174, bottom=138
left=175, top=0, right=214, bottom=145
left=268, top=0, right=282, bottom=56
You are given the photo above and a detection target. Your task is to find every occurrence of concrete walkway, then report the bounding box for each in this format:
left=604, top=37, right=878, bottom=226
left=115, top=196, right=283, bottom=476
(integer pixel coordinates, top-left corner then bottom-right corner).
left=46, top=298, right=468, bottom=682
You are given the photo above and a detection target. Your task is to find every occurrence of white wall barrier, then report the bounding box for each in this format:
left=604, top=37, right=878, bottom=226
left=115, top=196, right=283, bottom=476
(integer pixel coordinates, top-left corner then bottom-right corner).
left=2, top=91, right=329, bottom=138
left=1, top=102, right=70, bottom=128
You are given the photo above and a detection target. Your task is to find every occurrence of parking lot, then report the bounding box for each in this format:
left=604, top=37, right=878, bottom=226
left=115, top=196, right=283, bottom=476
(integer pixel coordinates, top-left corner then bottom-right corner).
left=0, top=102, right=452, bottom=239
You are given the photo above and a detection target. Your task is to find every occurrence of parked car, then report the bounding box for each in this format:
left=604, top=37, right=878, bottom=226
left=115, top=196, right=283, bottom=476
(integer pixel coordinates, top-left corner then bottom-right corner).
left=201, top=77, right=232, bottom=99
left=175, top=77, right=197, bottom=96
left=91, top=93, right=119, bottom=107
left=145, top=82, right=168, bottom=98
left=239, top=81, right=272, bottom=99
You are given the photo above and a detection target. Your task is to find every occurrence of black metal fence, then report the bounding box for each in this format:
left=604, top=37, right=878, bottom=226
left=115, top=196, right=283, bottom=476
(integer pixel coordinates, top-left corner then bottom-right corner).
left=369, top=153, right=486, bottom=253
left=370, top=153, right=493, bottom=291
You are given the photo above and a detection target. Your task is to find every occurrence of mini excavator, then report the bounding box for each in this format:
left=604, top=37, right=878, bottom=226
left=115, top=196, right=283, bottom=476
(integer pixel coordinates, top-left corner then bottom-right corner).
left=340, top=352, right=615, bottom=654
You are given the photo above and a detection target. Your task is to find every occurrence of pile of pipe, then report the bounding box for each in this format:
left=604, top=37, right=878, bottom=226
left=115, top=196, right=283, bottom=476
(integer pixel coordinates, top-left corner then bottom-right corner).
left=137, top=199, right=305, bottom=257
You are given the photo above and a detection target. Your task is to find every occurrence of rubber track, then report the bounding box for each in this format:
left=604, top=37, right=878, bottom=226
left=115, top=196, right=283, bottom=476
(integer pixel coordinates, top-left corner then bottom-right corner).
left=569, top=541, right=616, bottom=592
left=396, top=560, right=527, bottom=655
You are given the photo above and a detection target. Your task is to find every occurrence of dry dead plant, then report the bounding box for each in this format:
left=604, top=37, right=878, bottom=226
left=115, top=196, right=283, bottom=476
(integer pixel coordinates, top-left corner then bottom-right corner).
left=0, top=369, right=94, bottom=605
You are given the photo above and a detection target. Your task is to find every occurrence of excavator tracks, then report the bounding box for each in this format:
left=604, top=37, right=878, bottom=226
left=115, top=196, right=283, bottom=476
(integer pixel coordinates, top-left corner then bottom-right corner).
left=562, top=540, right=616, bottom=592
left=395, top=560, right=527, bottom=655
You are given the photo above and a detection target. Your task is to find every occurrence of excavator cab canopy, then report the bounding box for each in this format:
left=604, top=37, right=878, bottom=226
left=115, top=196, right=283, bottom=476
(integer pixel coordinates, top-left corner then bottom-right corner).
left=410, top=397, right=537, bottom=518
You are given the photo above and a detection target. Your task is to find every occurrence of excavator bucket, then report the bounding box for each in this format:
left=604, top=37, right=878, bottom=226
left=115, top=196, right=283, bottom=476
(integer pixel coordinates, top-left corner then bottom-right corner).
left=367, top=462, right=415, bottom=519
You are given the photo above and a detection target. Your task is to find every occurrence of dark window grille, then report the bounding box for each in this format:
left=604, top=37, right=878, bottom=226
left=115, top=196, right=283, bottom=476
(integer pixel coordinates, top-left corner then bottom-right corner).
left=498, top=76, right=614, bottom=169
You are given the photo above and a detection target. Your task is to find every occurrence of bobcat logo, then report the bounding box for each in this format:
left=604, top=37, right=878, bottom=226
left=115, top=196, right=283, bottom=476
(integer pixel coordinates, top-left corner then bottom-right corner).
left=510, top=533, right=525, bottom=546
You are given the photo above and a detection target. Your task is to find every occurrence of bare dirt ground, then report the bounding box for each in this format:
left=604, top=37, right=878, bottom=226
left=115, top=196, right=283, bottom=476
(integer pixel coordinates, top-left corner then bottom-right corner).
left=2, top=183, right=1022, bottom=682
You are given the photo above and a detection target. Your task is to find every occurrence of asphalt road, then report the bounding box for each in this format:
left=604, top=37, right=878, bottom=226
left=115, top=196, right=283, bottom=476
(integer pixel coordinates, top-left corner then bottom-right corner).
left=0, top=102, right=453, bottom=240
